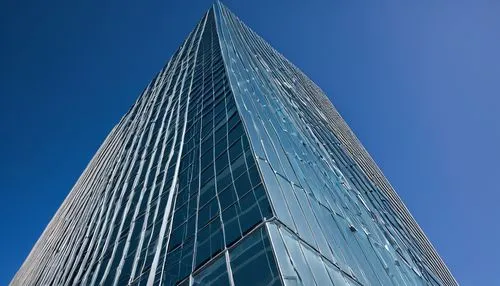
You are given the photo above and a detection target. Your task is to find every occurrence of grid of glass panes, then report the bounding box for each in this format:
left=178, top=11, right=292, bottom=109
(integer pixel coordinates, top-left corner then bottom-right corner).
left=191, top=226, right=281, bottom=286
left=214, top=3, right=449, bottom=286
left=150, top=11, right=274, bottom=285
left=74, top=16, right=207, bottom=286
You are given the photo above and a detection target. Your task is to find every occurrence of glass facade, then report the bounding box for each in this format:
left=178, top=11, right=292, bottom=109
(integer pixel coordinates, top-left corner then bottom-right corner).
left=12, top=2, right=456, bottom=286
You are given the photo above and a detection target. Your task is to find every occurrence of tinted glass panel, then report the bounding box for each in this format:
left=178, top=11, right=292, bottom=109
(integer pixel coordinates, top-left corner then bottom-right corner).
left=229, top=227, right=282, bottom=286
left=193, top=256, right=230, bottom=285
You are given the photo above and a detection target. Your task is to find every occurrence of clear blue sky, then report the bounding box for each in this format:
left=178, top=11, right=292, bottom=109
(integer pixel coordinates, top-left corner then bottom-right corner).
left=1, top=1, right=498, bottom=285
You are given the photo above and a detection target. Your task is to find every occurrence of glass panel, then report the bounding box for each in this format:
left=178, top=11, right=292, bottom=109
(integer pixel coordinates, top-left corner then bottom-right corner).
left=233, top=173, right=252, bottom=198
left=301, top=244, right=332, bottom=285
left=229, top=227, right=282, bottom=286
left=216, top=166, right=232, bottom=192
left=280, top=229, right=317, bottom=286
left=215, top=151, right=229, bottom=174
left=199, top=177, right=216, bottom=208
left=198, top=198, right=219, bottom=229
left=218, top=184, right=238, bottom=211
left=237, top=190, right=262, bottom=234
left=257, top=159, right=295, bottom=230
left=228, top=138, right=243, bottom=161
left=193, top=255, right=230, bottom=285
left=266, top=223, right=302, bottom=286
left=221, top=204, right=242, bottom=246
left=196, top=217, right=223, bottom=268
left=253, top=184, right=272, bottom=219
left=229, top=153, right=246, bottom=180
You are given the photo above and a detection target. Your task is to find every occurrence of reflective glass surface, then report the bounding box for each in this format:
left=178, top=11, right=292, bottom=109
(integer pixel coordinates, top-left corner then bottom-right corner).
left=229, top=227, right=281, bottom=286
left=215, top=2, right=454, bottom=285
left=13, top=3, right=455, bottom=286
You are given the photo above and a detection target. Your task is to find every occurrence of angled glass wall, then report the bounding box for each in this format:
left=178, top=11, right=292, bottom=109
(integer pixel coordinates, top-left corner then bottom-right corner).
left=214, top=2, right=455, bottom=286
left=143, top=10, right=275, bottom=286
left=12, top=7, right=280, bottom=286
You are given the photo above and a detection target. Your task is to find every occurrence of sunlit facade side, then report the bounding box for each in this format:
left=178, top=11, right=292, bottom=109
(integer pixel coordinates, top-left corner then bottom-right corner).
left=12, top=2, right=456, bottom=286
left=213, top=3, right=457, bottom=286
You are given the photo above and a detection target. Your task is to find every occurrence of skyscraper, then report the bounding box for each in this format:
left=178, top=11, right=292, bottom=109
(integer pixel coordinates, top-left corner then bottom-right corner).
left=12, top=2, right=456, bottom=285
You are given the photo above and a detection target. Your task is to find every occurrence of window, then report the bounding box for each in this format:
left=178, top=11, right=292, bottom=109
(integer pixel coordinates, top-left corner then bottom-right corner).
left=196, top=218, right=223, bottom=268
left=237, top=190, right=262, bottom=233
left=198, top=198, right=219, bottom=228
left=229, top=227, right=282, bottom=286
left=234, top=173, right=252, bottom=198
left=218, top=184, right=238, bottom=211
left=193, top=255, right=230, bottom=285
left=221, top=204, right=242, bottom=246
